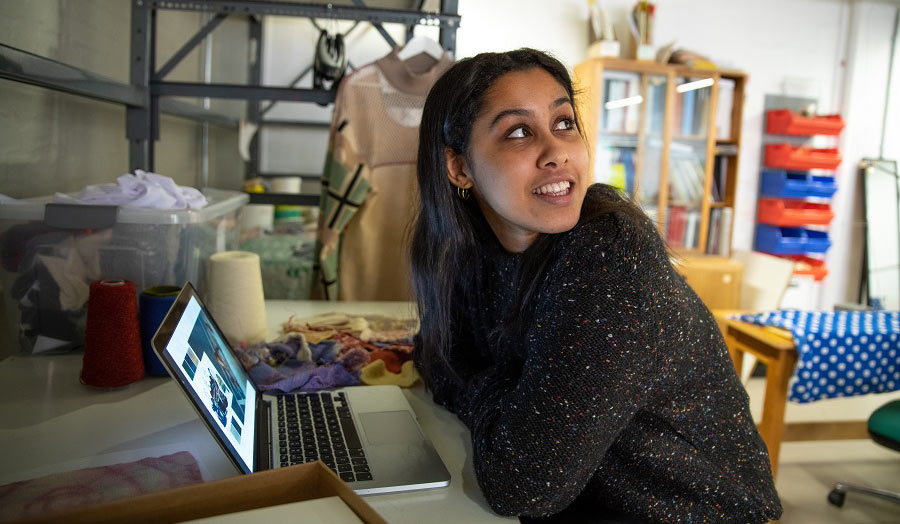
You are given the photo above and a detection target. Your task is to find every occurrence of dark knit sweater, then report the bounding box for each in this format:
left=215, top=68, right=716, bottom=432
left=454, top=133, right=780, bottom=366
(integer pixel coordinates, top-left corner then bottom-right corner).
left=414, top=185, right=782, bottom=523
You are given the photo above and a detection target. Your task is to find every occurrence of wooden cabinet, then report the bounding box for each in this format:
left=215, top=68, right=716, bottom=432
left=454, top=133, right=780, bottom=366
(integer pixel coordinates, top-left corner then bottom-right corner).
left=674, top=255, right=744, bottom=310
left=574, top=58, right=746, bottom=255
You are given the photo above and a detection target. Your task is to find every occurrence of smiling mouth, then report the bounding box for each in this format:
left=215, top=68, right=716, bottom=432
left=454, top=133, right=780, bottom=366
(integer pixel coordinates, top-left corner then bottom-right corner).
left=532, top=180, right=572, bottom=197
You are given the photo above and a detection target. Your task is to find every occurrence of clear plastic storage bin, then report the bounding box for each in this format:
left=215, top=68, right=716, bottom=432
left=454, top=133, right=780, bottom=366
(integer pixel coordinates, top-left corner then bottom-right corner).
left=0, top=189, right=247, bottom=354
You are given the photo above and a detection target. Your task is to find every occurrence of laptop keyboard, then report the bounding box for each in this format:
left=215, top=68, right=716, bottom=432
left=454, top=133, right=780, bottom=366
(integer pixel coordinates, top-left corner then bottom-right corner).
left=276, top=391, right=373, bottom=483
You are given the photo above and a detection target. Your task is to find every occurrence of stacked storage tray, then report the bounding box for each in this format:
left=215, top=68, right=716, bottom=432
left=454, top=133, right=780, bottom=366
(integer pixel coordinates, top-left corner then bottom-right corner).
left=782, top=254, right=829, bottom=280
left=766, top=109, right=845, bottom=136
left=757, top=198, right=834, bottom=226
left=755, top=109, right=843, bottom=281
left=764, top=144, right=842, bottom=170
left=755, top=225, right=831, bottom=254
left=759, top=169, right=837, bottom=198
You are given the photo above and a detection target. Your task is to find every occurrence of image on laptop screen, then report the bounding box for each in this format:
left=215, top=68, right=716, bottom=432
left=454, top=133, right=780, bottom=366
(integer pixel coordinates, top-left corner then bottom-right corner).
left=163, top=295, right=257, bottom=472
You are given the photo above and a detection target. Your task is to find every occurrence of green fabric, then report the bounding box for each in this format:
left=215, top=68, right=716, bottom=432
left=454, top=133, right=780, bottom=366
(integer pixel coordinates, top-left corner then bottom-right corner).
left=869, top=399, right=900, bottom=442
left=240, top=234, right=314, bottom=300
left=314, top=151, right=372, bottom=300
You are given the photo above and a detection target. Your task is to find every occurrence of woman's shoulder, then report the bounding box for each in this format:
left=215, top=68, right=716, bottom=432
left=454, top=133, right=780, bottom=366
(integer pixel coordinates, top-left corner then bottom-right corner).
left=560, top=184, right=663, bottom=259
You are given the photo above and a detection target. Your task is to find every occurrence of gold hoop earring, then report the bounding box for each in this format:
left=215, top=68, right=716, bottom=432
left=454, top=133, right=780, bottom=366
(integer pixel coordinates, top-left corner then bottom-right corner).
left=457, top=186, right=470, bottom=200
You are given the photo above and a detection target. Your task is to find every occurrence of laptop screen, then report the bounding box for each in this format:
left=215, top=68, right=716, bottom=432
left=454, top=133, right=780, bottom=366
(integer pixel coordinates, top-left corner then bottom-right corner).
left=161, top=294, right=258, bottom=473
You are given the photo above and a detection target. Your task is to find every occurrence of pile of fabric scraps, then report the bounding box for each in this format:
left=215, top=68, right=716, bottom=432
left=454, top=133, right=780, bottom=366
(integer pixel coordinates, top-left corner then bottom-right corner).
left=236, top=313, right=420, bottom=393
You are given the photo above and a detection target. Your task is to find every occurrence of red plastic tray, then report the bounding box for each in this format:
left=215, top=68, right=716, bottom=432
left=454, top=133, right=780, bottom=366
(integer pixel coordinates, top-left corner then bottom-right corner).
left=766, top=109, right=845, bottom=136
left=761, top=252, right=828, bottom=281
left=757, top=198, right=834, bottom=226
left=765, top=144, right=842, bottom=170
left=785, top=254, right=828, bottom=281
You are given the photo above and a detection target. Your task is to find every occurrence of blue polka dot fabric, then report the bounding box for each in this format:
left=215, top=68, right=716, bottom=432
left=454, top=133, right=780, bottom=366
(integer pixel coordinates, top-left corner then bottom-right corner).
left=734, top=311, right=900, bottom=403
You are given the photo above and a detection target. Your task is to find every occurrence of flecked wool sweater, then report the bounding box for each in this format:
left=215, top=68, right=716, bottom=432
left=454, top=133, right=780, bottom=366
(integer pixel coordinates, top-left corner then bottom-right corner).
left=414, top=185, right=782, bottom=523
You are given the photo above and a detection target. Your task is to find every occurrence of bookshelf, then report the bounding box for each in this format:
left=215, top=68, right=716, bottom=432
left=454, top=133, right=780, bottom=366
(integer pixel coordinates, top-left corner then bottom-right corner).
left=574, top=58, right=746, bottom=255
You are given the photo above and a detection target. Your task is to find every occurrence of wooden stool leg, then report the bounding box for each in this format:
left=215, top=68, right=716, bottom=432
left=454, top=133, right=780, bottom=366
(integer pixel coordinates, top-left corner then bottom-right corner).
left=757, top=350, right=798, bottom=480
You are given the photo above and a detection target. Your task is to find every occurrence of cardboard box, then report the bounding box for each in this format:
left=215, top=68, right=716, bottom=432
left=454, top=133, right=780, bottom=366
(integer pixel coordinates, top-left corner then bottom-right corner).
left=22, top=462, right=388, bottom=524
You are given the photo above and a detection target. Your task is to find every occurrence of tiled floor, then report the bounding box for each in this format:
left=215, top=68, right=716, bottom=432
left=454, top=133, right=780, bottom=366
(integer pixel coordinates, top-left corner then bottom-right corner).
left=743, top=378, right=900, bottom=523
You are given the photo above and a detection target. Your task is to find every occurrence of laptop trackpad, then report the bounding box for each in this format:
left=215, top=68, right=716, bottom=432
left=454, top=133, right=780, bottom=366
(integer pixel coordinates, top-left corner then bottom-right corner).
left=358, top=411, right=423, bottom=445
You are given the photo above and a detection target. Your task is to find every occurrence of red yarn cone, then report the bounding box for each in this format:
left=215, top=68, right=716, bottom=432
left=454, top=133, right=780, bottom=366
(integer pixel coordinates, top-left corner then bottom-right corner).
left=81, top=280, right=145, bottom=387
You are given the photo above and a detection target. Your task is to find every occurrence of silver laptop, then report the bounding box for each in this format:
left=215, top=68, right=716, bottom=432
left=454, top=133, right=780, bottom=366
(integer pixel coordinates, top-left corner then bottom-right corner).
left=152, top=282, right=450, bottom=495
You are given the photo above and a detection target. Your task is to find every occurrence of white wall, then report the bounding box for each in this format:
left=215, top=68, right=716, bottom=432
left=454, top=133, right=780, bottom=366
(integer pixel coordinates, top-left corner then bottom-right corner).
left=456, top=0, right=588, bottom=67
left=828, top=1, right=899, bottom=307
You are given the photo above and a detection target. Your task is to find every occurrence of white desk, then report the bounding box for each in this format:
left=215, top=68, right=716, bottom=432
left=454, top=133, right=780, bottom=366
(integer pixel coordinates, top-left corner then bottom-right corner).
left=0, top=300, right=514, bottom=523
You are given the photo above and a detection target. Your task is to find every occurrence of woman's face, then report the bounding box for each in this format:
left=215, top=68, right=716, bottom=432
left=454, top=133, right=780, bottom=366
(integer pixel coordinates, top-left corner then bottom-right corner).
left=449, top=68, right=590, bottom=252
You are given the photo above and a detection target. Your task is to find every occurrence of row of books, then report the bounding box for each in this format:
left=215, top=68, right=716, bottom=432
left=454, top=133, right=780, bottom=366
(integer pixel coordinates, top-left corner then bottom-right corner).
left=594, top=145, right=636, bottom=195
left=710, top=155, right=730, bottom=202
left=599, top=74, right=730, bottom=140
left=666, top=206, right=733, bottom=255
left=706, top=206, right=734, bottom=256
left=601, top=76, right=667, bottom=135
left=602, top=76, right=640, bottom=133
left=666, top=207, right=702, bottom=249
left=668, top=156, right=706, bottom=202
left=675, top=86, right=712, bottom=137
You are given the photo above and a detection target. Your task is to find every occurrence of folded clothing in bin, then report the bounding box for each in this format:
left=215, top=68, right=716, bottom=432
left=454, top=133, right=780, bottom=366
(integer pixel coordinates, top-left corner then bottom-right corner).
left=53, top=170, right=208, bottom=210
left=0, top=189, right=248, bottom=354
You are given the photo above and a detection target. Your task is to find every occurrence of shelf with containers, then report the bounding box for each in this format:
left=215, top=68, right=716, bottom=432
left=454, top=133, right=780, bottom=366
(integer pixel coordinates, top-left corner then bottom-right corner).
left=0, top=189, right=248, bottom=354
left=755, top=107, right=845, bottom=281
left=573, top=58, right=746, bottom=255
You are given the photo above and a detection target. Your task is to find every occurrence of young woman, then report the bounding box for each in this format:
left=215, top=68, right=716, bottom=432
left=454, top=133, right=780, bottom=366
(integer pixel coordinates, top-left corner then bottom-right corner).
left=410, top=49, right=782, bottom=524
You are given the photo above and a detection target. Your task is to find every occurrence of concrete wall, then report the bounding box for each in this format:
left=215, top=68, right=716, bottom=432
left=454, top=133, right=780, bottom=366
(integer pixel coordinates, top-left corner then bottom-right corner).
left=0, top=0, right=246, bottom=198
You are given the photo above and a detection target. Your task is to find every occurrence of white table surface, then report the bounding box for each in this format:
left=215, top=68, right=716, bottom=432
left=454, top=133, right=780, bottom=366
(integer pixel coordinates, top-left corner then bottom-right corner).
left=0, top=300, right=514, bottom=523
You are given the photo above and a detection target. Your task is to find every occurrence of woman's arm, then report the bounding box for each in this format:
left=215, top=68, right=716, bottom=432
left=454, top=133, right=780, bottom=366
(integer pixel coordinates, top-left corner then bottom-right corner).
left=413, top=305, right=495, bottom=420
left=468, top=217, right=673, bottom=518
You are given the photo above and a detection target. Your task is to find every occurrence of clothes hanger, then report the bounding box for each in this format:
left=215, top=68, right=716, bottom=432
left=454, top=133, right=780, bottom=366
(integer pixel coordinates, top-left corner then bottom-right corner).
left=396, top=35, right=444, bottom=62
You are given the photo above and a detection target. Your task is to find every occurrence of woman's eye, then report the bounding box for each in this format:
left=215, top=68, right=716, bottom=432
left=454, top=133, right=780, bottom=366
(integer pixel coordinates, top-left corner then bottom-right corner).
left=555, top=118, right=575, bottom=131
left=507, top=126, right=528, bottom=139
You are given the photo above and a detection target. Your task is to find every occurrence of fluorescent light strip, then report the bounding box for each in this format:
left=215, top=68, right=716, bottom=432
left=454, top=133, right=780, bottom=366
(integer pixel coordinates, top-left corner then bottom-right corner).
left=605, top=95, right=644, bottom=110
left=676, top=78, right=714, bottom=93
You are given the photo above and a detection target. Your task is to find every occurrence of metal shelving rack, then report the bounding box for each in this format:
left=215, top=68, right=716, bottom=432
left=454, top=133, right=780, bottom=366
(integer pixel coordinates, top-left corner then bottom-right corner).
left=0, top=0, right=460, bottom=207
left=132, top=0, right=461, bottom=206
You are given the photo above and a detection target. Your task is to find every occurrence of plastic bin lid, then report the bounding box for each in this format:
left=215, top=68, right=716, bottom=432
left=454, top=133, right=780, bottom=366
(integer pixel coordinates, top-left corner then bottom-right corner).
left=0, top=188, right=248, bottom=225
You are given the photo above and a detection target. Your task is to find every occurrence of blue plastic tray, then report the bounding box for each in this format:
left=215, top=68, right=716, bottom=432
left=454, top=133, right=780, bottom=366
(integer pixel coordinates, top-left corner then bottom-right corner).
left=760, top=169, right=837, bottom=199
left=755, top=224, right=832, bottom=254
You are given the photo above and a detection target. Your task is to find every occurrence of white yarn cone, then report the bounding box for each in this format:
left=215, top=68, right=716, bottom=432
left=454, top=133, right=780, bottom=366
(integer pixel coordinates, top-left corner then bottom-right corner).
left=206, top=251, right=267, bottom=345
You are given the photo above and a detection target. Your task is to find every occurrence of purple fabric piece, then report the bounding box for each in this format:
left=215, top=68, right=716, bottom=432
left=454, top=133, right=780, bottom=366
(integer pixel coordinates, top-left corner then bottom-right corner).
left=254, top=361, right=359, bottom=393
left=310, top=340, right=340, bottom=363
left=238, top=337, right=365, bottom=394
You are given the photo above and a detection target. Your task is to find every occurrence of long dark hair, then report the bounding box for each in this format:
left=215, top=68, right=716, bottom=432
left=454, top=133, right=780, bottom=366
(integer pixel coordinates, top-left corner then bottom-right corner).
left=411, top=49, right=645, bottom=384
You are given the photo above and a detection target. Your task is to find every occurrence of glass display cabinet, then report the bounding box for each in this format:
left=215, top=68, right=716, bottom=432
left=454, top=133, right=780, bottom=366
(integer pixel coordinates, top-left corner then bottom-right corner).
left=575, top=58, right=746, bottom=255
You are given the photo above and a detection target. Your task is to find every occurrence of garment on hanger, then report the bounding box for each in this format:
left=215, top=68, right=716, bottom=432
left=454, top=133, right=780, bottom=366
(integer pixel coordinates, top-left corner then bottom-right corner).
left=314, top=46, right=452, bottom=301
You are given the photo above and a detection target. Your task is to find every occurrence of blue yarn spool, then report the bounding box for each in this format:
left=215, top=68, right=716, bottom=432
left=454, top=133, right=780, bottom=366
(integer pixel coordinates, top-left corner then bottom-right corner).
left=139, top=285, right=181, bottom=376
